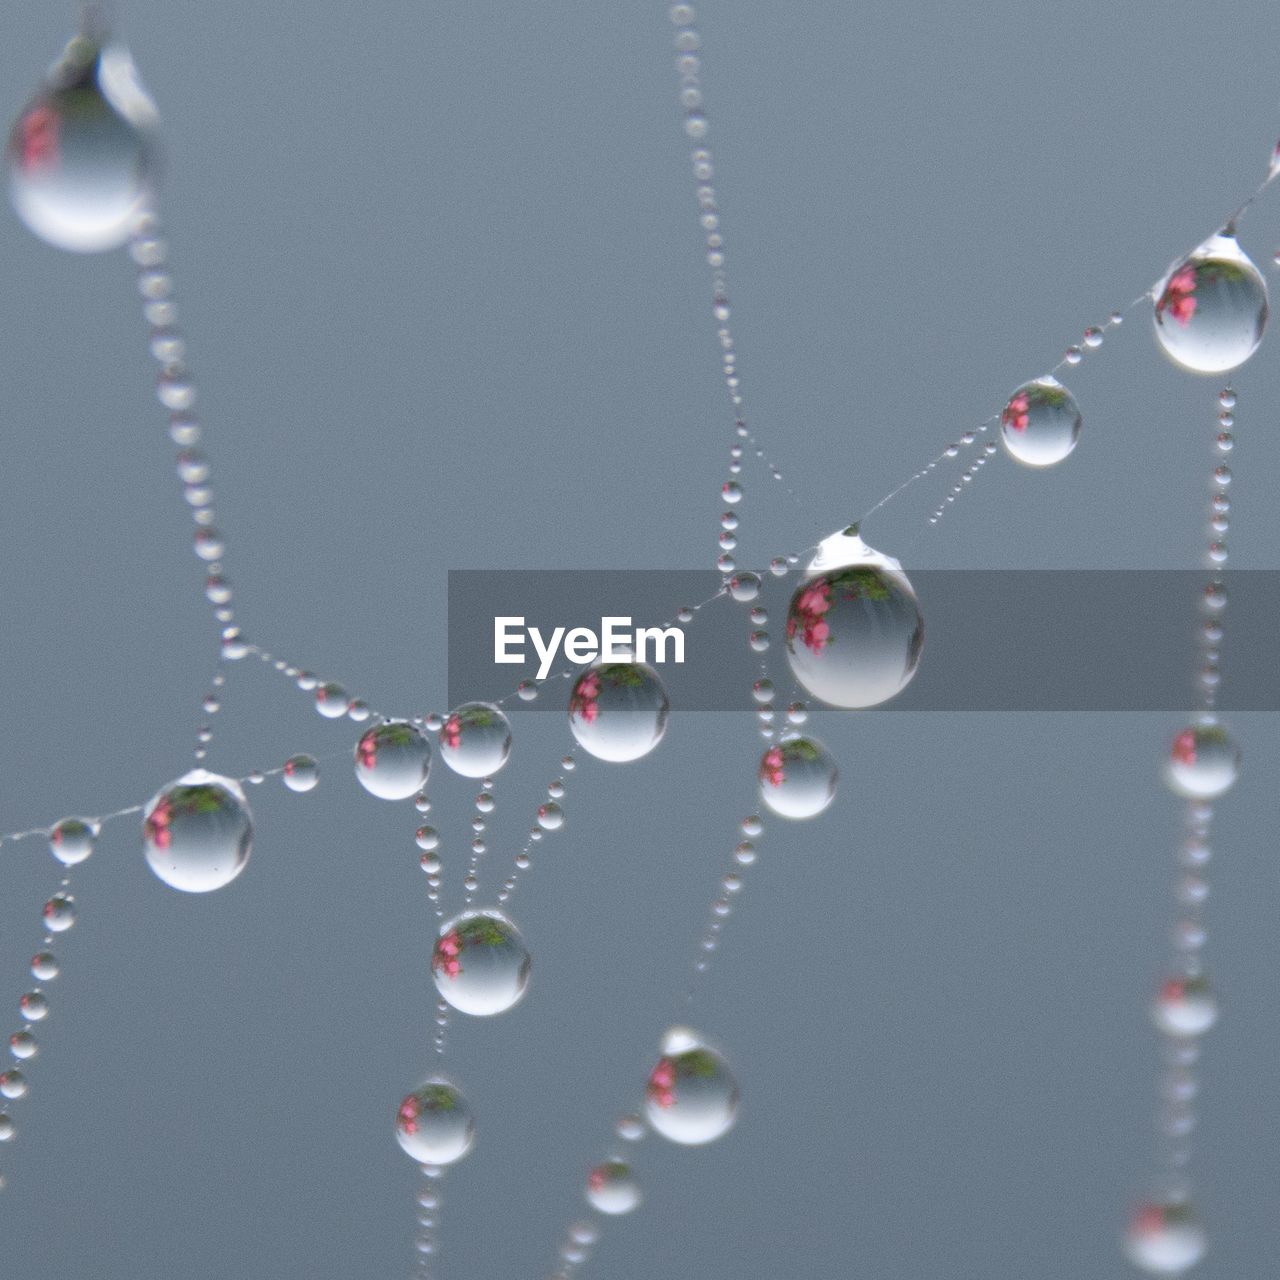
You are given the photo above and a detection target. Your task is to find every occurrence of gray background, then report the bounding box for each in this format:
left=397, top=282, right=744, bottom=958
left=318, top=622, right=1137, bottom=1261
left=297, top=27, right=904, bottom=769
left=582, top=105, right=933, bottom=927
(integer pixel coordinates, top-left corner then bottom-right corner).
left=2, top=1, right=1280, bottom=1276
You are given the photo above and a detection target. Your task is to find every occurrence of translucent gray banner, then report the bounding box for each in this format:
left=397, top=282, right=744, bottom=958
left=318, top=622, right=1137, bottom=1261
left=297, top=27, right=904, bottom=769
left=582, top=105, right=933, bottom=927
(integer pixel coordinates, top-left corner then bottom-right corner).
left=446, top=569, right=1278, bottom=711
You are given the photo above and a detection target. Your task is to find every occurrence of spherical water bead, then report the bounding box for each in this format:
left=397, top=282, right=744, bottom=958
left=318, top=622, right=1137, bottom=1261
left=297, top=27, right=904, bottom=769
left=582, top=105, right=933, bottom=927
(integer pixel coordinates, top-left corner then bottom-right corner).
left=142, top=770, right=253, bottom=893
left=438, top=703, right=512, bottom=778
left=1153, top=233, right=1268, bottom=374
left=586, top=1160, right=642, bottom=1215
left=729, top=572, right=760, bottom=602
left=999, top=377, right=1082, bottom=467
left=43, top=893, right=76, bottom=932
left=282, top=755, right=319, bottom=793
left=19, top=992, right=48, bottom=1022
left=30, top=952, right=58, bottom=981
left=395, top=1079, right=475, bottom=1166
left=1152, top=976, right=1218, bottom=1037
left=7, top=35, right=159, bottom=252
left=0, top=1071, right=27, bottom=1100
left=568, top=662, right=670, bottom=763
left=644, top=1027, right=739, bottom=1146
left=315, top=682, right=349, bottom=719
left=415, top=827, right=440, bottom=852
left=49, top=817, right=96, bottom=866
left=758, top=736, right=838, bottom=819
left=9, top=1032, right=36, bottom=1061
left=1165, top=724, right=1239, bottom=800
left=1124, top=1201, right=1206, bottom=1274
left=785, top=527, right=923, bottom=709
left=354, top=721, right=432, bottom=800
left=431, top=909, right=531, bottom=1016
left=537, top=802, right=565, bottom=831
left=0, top=1116, right=14, bottom=1143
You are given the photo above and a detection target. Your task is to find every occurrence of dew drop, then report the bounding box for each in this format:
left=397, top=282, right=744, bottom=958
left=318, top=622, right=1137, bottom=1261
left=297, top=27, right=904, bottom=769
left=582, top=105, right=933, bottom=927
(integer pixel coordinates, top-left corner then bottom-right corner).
left=282, top=754, right=319, bottom=793
left=1165, top=725, right=1239, bottom=800
left=785, top=527, right=923, bottom=709
left=1152, top=975, right=1217, bottom=1037
left=30, top=952, right=58, bottom=982
left=1000, top=377, right=1082, bottom=468
left=644, top=1028, right=739, bottom=1145
left=758, top=736, right=837, bottom=819
left=1154, top=233, right=1268, bottom=374
left=42, top=892, right=76, bottom=932
left=432, top=908, right=531, bottom=1017
left=354, top=721, right=432, bottom=801
left=49, top=817, right=96, bottom=866
left=395, top=1079, right=475, bottom=1166
left=568, top=662, right=669, bottom=763
left=142, top=769, right=253, bottom=893
left=7, top=35, right=159, bottom=252
left=0, top=1071, right=27, bottom=1100
left=439, top=703, right=513, bottom=778
left=1124, top=1200, right=1206, bottom=1274
left=315, top=682, right=349, bottom=719
left=537, top=802, right=564, bottom=831
left=586, top=1160, right=643, bottom=1215
left=18, top=992, right=48, bottom=1023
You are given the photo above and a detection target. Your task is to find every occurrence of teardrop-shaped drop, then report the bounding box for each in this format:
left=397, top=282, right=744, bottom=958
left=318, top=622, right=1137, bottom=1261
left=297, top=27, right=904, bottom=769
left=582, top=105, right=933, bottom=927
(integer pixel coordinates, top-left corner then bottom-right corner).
left=784, top=527, right=923, bottom=709
left=7, top=30, right=159, bottom=253
left=1153, top=233, right=1268, bottom=374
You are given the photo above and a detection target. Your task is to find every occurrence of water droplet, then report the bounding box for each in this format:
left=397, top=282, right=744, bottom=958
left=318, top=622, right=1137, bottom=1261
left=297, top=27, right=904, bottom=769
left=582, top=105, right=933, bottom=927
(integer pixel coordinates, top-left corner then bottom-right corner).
left=354, top=721, right=432, bottom=801
left=537, top=802, right=564, bottom=831
left=30, top=952, right=58, bottom=981
left=282, top=754, right=319, bottom=793
left=1154, top=234, right=1268, bottom=374
left=439, top=703, right=513, bottom=778
left=9, top=1031, right=37, bottom=1060
left=568, top=662, right=670, bottom=763
left=432, top=909, right=531, bottom=1016
left=395, top=1079, right=475, bottom=1166
left=18, top=992, right=48, bottom=1022
left=586, top=1160, right=642, bottom=1215
left=1000, top=377, right=1082, bottom=468
left=142, top=769, right=253, bottom=893
left=729, top=572, right=760, bottom=602
left=721, top=480, right=742, bottom=504
left=42, top=892, right=76, bottom=932
left=644, top=1028, right=739, bottom=1145
left=1165, top=725, right=1239, bottom=800
left=315, top=682, right=349, bottom=719
left=1152, top=975, right=1217, bottom=1037
left=0, top=1115, right=15, bottom=1142
left=1124, top=1200, right=1206, bottom=1274
left=415, top=826, right=440, bottom=852
left=785, top=528, right=923, bottom=709
left=49, top=816, right=96, bottom=866
left=0, top=1071, right=27, bottom=1100
left=7, top=35, right=159, bottom=252
left=758, top=736, right=837, bottom=819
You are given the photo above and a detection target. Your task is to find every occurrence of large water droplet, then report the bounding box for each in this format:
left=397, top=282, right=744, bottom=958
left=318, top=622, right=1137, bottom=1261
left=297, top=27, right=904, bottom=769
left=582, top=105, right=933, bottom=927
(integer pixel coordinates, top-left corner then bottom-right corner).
left=1124, top=1200, right=1206, bottom=1274
left=394, top=1079, right=475, bottom=1166
left=142, top=769, right=253, bottom=893
left=282, top=754, right=319, bottom=793
left=784, top=528, right=923, bottom=709
left=644, top=1027, right=739, bottom=1146
left=354, top=721, right=432, bottom=800
left=438, top=702, right=512, bottom=778
left=758, top=735, right=837, bottom=819
left=1152, top=975, right=1217, bottom=1037
left=585, top=1160, right=642, bottom=1215
left=1153, top=234, right=1268, bottom=374
left=568, top=662, right=669, bottom=762
left=7, top=34, right=159, bottom=252
left=1165, top=724, right=1239, bottom=800
left=999, top=376, right=1082, bottom=468
left=431, top=908, right=531, bottom=1016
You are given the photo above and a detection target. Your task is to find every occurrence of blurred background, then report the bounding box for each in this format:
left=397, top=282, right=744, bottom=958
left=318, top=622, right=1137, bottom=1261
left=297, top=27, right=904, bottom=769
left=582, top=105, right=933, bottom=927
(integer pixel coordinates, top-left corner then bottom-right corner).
left=1, top=1, right=1280, bottom=1275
